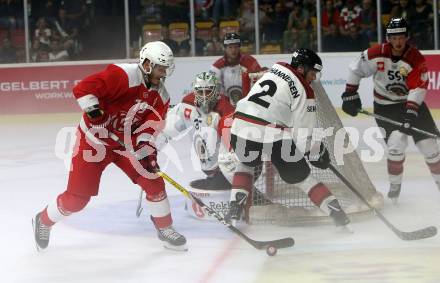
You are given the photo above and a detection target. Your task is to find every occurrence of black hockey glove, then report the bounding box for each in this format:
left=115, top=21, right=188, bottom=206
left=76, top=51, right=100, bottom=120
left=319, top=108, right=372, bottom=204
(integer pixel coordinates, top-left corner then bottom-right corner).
left=341, top=91, right=362, bottom=117
left=85, top=105, right=111, bottom=129
left=399, top=103, right=419, bottom=135
left=307, top=143, right=330, bottom=170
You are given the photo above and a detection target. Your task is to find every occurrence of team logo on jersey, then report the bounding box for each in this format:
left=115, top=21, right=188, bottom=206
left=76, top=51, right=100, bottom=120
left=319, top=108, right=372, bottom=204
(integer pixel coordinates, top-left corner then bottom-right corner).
left=399, top=66, right=408, bottom=77
left=184, top=108, right=192, bottom=120
left=386, top=83, right=408, bottom=96
left=377, top=62, right=385, bottom=72
left=206, top=114, right=213, bottom=126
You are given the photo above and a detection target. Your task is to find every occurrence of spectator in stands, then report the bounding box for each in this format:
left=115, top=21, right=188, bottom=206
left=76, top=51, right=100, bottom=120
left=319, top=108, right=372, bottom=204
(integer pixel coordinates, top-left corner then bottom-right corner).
left=0, top=0, right=24, bottom=30
left=137, top=0, right=162, bottom=24
left=322, top=23, right=343, bottom=52
left=62, top=0, right=87, bottom=29
left=390, top=0, right=412, bottom=19
left=49, top=37, right=70, bottom=61
left=212, top=0, right=235, bottom=24
left=34, top=17, right=52, bottom=47
left=31, top=0, right=60, bottom=24
left=161, top=25, right=179, bottom=55
left=35, top=49, right=50, bottom=62
left=283, top=25, right=304, bottom=53
left=195, top=0, right=213, bottom=20
left=285, top=4, right=311, bottom=49
left=340, top=23, right=368, bottom=51
left=53, top=7, right=80, bottom=56
left=204, top=25, right=223, bottom=56
left=408, top=0, right=433, bottom=49
left=322, top=0, right=340, bottom=37
left=239, top=0, right=256, bottom=42
left=0, top=36, right=16, bottom=63
left=179, top=29, right=205, bottom=56
left=359, top=0, right=377, bottom=43
left=262, top=1, right=289, bottom=42
left=162, top=0, right=188, bottom=24
left=339, top=0, right=362, bottom=37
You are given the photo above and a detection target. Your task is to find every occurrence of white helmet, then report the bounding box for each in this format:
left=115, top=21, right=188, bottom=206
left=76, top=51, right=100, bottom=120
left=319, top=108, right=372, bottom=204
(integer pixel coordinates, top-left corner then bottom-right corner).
left=139, top=41, right=175, bottom=77
left=193, top=72, right=220, bottom=114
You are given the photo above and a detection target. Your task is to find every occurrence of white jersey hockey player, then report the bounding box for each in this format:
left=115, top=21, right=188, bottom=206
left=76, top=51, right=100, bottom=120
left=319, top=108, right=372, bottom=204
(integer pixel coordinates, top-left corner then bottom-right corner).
left=161, top=72, right=235, bottom=189
left=209, top=33, right=262, bottom=106
left=342, top=17, right=440, bottom=203
left=225, top=48, right=350, bottom=227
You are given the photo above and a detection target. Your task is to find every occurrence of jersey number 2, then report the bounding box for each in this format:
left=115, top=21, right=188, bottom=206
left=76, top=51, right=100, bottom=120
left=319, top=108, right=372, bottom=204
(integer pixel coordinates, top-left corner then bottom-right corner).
left=248, top=80, right=277, bottom=108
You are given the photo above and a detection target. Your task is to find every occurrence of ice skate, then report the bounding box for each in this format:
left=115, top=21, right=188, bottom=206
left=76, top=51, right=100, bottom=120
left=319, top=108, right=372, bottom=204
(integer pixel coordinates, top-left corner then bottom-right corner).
left=328, top=199, right=350, bottom=227
left=225, top=192, right=247, bottom=225
left=388, top=183, right=401, bottom=205
left=157, top=226, right=187, bottom=251
left=189, top=171, right=231, bottom=190
left=32, top=212, right=52, bottom=251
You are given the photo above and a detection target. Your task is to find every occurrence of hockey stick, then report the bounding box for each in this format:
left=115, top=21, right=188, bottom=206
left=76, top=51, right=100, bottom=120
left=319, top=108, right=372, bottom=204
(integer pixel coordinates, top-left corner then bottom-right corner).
left=135, top=189, right=143, bottom=217
left=358, top=109, right=439, bottom=139
left=328, top=163, right=437, bottom=240
left=109, top=132, right=294, bottom=250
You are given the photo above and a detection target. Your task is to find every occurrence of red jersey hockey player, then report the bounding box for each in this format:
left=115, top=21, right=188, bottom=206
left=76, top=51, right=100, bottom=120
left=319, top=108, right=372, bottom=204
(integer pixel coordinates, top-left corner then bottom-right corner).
left=32, top=41, right=187, bottom=251
left=209, top=33, right=262, bottom=106
left=342, top=18, right=440, bottom=203
left=225, top=48, right=350, bottom=228
left=160, top=71, right=234, bottom=189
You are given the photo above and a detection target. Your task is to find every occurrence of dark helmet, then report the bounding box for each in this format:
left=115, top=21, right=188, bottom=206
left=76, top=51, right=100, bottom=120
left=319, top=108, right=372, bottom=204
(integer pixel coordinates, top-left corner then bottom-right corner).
left=386, top=17, right=408, bottom=37
left=290, top=48, right=323, bottom=73
left=223, top=33, right=241, bottom=46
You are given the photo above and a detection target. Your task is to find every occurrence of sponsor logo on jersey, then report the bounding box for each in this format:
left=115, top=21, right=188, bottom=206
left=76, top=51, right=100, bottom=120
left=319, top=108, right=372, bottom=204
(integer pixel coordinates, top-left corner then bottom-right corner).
left=184, top=108, right=192, bottom=119
left=270, top=67, right=299, bottom=98
left=206, top=114, right=213, bottom=126
left=399, top=66, right=409, bottom=77
left=377, top=62, right=385, bottom=72
left=307, top=105, right=317, bottom=112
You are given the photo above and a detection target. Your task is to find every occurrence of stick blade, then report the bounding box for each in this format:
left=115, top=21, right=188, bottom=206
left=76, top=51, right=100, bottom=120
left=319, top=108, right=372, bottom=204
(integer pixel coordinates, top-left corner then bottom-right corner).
left=397, top=226, right=437, bottom=241
left=252, top=237, right=295, bottom=250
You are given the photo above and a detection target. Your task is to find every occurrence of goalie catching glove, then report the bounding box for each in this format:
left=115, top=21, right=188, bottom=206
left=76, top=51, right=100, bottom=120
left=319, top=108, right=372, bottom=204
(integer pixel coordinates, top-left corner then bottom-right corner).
left=307, top=143, right=330, bottom=170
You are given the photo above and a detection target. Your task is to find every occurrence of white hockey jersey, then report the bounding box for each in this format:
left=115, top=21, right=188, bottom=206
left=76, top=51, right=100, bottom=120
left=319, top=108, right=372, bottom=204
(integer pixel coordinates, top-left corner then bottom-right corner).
left=209, top=54, right=261, bottom=103
left=347, top=43, right=429, bottom=106
left=231, top=62, right=317, bottom=147
left=162, top=93, right=234, bottom=173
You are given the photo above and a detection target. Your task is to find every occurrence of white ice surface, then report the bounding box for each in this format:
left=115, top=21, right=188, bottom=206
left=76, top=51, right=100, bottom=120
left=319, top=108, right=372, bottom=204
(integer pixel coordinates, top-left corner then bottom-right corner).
left=1, top=116, right=439, bottom=283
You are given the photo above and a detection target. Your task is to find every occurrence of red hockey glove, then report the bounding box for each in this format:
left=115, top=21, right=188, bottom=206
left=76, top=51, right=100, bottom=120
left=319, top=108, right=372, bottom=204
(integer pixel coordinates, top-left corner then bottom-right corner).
left=85, top=105, right=111, bottom=129
left=136, top=142, right=160, bottom=173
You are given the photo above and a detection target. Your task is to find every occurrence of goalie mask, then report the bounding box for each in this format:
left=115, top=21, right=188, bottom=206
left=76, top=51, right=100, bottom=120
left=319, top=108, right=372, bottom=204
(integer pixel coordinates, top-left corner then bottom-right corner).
left=290, top=48, right=323, bottom=75
left=139, top=41, right=175, bottom=77
left=193, top=72, right=220, bottom=114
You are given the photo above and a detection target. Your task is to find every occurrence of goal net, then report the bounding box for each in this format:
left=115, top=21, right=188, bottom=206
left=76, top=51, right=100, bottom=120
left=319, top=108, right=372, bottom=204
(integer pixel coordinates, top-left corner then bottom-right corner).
left=242, top=71, right=384, bottom=225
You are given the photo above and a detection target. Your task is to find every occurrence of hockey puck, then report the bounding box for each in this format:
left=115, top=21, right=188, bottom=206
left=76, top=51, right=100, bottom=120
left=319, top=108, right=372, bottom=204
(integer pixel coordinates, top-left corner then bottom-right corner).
left=266, top=246, right=277, bottom=256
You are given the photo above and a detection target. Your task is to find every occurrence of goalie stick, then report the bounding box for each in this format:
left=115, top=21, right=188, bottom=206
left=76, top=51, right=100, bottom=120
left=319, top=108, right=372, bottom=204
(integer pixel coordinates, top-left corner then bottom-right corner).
left=328, top=163, right=437, bottom=241
left=358, top=109, right=439, bottom=139
left=109, top=132, right=294, bottom=250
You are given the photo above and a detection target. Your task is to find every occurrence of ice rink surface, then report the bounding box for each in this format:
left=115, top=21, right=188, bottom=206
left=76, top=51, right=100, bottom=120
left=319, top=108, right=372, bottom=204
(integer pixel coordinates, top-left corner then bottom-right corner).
left=1, top=113, right=439, bottom=283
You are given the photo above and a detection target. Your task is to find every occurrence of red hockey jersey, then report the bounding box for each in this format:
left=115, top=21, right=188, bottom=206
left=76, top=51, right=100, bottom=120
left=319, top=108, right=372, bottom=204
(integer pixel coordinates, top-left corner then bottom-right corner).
left=73, top=63, right=170, bottom=148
